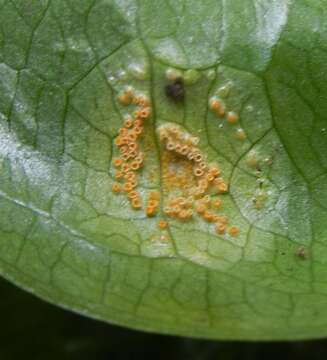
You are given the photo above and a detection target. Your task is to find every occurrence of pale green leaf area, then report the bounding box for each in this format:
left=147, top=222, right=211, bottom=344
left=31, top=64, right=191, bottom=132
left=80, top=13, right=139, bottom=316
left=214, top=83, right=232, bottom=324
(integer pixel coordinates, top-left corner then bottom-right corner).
left=0, top=0, right=327, bottom=341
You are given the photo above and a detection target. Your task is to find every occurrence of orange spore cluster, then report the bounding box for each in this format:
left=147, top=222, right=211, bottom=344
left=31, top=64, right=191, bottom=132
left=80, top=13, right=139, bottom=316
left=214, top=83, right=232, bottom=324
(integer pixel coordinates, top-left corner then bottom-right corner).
left=208, top=96, right=246, bottom=141
left=158, top=220, right=168, bottom=230
left=228, top=226, right=238, bottom=236
left=226, top=111, right=239, bottom=124
left=112, top=84, right=239, bottom=237
left=111, top=86, right=150, bottom=212
left=157, top=123, right=238, bottom=236
left=209, top=97, right=225, bottom=117
left=145, top=191, right=159, bottom=217
left=111, top=183, right=121, bottom=193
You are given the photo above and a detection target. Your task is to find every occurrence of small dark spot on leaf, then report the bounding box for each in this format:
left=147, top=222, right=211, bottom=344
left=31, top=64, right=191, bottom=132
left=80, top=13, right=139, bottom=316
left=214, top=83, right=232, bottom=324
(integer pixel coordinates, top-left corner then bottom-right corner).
left=295, top=246, right=308, bottom=260
left=165, top=78, right=184, bottom=102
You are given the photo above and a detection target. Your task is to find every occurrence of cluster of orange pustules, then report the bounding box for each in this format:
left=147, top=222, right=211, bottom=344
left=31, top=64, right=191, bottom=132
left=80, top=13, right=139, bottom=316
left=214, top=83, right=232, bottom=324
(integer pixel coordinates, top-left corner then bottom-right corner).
left=145, top=191, right=160, bottom=217
left=208, top=97, right=239, bottom=123
left=208, top=97, right=247, bottom=141
left=158, top=123, right=238, bottom=236
left=111, top=88, right=151, bottom=211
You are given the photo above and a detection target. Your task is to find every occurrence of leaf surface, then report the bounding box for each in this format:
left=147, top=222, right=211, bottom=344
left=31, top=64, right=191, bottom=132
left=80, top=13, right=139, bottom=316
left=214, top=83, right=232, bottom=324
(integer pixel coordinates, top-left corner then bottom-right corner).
left=1, top=0, right=327, bottom=340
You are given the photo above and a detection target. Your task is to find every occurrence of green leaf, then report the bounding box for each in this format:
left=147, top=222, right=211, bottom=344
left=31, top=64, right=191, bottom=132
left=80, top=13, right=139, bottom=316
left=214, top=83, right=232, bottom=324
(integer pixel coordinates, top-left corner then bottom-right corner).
left=0, top=0, right=327, bottom=341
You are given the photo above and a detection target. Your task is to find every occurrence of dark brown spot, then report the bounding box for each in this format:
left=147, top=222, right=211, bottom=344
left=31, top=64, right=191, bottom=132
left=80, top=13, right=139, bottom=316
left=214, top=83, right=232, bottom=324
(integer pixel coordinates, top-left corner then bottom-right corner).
left=165, top=78, right=184, bottom=102
left=256, top=164, right=262, bottom=172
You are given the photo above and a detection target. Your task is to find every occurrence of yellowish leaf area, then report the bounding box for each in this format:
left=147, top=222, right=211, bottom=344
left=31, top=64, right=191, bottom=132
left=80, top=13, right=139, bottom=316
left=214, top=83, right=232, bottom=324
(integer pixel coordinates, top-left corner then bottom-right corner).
left=111, top=78, right=244, bottom=238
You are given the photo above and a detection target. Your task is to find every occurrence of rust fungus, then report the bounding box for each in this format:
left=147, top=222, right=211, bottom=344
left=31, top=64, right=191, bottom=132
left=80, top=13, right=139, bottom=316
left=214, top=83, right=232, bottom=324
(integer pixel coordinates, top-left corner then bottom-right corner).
left=226, top=111, right=239, bottom=124
left=228, top=226, right=239, bottom=237
left=111, top=80, right=239, bottom=237
left=158, top=220, right=168, bottom=230
left=215, top=223, right=226, bottom=235
left=112, top=158, right=122, bottom=168
left=111, top=183, right=121, bottom=193
left=156, top=122, right=238, bottom=235
left=111, top=87, right=152, bottom=211
left=131, top=198, right=142, bottom=209
left=235, top=128, right=247, bottom=141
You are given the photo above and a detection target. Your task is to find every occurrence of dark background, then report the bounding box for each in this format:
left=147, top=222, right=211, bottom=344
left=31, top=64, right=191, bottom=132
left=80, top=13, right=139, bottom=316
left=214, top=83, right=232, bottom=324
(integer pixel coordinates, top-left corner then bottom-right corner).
left=1, top=277, right=326, bottom=360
